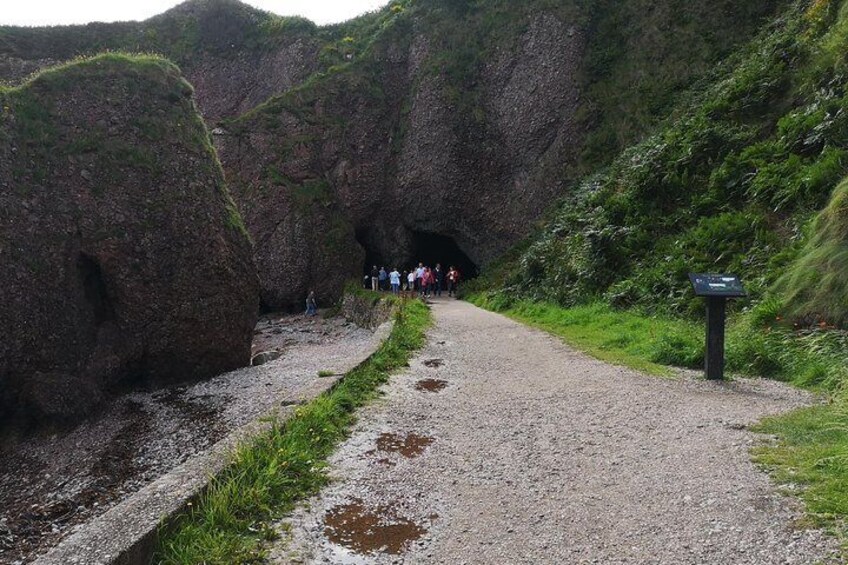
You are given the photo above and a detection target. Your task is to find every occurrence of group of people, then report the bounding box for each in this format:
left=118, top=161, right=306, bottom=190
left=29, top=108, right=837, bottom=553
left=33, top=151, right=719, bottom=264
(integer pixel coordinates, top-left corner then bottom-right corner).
left=366, top=263, right=462, bottom=298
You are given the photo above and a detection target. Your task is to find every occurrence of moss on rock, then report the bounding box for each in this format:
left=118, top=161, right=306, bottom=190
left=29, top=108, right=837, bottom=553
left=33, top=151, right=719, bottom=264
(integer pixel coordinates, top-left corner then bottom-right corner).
left=0, top=54, right=259, bottom=425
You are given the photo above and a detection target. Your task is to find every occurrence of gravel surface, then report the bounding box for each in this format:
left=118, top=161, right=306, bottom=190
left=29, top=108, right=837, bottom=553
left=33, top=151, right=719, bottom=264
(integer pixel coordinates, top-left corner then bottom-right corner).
left=273, top=298, right=842, bottom=564
left=0, top=313, right=380, bottom=565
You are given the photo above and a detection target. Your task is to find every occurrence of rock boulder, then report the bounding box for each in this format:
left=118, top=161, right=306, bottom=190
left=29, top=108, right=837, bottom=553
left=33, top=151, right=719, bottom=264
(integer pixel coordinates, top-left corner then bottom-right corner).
left=0, top=54, right=260, bottom=424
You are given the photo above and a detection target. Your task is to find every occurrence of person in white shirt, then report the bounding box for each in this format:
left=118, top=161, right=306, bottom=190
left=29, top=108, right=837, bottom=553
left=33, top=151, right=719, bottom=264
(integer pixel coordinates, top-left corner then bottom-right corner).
left=389, top=268, right=401, bottom=295
left=415, top=262, right=425, bottom=291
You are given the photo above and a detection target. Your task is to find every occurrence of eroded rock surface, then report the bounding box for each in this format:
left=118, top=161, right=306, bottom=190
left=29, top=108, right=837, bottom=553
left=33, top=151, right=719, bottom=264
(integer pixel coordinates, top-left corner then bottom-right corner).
left=0, top=55, right=259, bottom=424
left=0, top=0, right=792, bottom=310
left=218, top=14, right=586, bottom=308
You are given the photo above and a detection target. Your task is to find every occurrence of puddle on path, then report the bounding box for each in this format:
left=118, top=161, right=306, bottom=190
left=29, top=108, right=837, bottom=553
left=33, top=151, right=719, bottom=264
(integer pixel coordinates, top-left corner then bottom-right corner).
left=416, top=379, right=448, bottom=393
left=374, top=433, right=434, bottom=458
left=324, top=498, right=428, bottom=555
left=423, top=359, right=444, bottom=368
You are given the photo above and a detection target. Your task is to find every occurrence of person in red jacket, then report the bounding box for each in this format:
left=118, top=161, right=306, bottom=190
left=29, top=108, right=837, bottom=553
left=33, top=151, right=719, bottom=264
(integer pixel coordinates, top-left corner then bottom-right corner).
left=447, top=266, right=461, bottom=297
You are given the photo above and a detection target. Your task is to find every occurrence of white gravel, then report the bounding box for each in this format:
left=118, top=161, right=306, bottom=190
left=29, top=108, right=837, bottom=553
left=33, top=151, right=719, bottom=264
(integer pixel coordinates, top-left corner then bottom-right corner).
left=273, top=298, right=842, bottom=564
left=0, top=313, right=382, bottom=565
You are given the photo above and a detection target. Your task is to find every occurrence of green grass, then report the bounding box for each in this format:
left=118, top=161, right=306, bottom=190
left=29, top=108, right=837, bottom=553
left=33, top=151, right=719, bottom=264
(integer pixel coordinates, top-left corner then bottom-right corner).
left=777, top=177, right=848, bottom=327
left=753, top=402, right=848, bottom=538
left=468, top=292, right=847, bottom=386
left=155, top=298, right=430, bottom=564
left=469, top=298, right=699, bottom=376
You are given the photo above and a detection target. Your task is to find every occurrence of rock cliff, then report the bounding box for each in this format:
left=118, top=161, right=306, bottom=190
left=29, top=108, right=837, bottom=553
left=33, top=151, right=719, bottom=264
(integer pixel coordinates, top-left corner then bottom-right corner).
left=0, top=54, right=259, bottom=424
left=0, top=0, right=793, bottom=311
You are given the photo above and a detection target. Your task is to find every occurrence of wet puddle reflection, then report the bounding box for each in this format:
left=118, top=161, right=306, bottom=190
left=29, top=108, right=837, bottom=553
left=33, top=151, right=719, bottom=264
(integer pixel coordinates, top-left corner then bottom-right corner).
left=375, top=432, right=434, bottom=458
left=324, top=498, right=429, bottom=555
left=416, top=379, right=448, bottom=393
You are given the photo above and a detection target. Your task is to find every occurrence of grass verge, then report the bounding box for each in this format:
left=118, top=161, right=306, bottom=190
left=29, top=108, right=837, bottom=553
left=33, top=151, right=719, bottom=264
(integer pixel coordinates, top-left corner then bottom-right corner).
left=753, top=404, right=848, bottom=533
left=481, top=300, right=697, bottom=377
left=154, top=298, right=431, bottom=564
left=466, top=293, right=847, bottom=388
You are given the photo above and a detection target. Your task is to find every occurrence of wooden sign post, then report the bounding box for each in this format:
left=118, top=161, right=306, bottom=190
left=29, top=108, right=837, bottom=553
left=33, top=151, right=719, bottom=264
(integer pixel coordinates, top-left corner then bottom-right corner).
left=688, top=274, right=747, bottom=381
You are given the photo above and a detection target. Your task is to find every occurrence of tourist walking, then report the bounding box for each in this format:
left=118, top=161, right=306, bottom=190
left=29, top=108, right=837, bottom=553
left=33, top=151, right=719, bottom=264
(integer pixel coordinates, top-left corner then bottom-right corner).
left=434, top=263, right=444, bottom=297
left=407, top=269, right=416, bottom=295
left=389, top=267, right=401, bottom=295
left=420, top=267, right=430, bottom=298
left=426, top=267, right=438, bottom=298
left=447, top=266, right=459, bottom=297
left=305, top=291, right=318, bottom=316
left=378, top=267, right=388, bottom=291
left=371, top=265, right=379, bottom=292
left=415, top=262, right=425, bottom=291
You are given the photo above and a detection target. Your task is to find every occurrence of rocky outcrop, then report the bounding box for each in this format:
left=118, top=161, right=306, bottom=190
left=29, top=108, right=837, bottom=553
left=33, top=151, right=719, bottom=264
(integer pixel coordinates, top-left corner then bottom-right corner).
left=0, top=55, right=259, bottom=424
left=0, top=0, right=325, bottom=124
left=218, top=11, right=586, bottom=309
left=0, top=0, right=795, bottom=312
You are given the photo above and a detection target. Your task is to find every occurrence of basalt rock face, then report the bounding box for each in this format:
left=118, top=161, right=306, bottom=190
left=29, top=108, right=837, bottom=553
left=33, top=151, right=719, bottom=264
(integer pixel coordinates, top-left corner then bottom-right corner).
left=218, top=12, right=586, bottom=308
left=0, top=0, right=794, bottom=311
left=0, top=55, right=259, bottom=423
left=209, top=0, right=791, bottom=310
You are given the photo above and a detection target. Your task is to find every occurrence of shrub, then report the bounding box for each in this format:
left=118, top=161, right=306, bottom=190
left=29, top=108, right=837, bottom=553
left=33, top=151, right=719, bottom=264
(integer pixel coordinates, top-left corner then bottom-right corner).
left=776, top=178, right=848, bottom=327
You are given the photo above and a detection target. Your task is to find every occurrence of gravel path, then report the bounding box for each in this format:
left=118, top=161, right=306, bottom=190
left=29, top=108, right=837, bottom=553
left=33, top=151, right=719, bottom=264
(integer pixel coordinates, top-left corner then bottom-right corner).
left=0, top=313, right=381, bottom=565
left=273, top=298, right=842, bottom=564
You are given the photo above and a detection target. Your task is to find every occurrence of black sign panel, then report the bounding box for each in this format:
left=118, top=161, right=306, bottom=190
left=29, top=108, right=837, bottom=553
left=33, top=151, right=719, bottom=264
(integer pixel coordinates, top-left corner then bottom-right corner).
left=688, top=273, right=747, bottom=298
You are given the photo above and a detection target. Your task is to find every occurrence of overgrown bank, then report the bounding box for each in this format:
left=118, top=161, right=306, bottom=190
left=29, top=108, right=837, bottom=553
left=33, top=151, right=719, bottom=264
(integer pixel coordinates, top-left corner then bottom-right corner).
left=155, top=298, right=430, bottom=564
left=477, top=0, right=848, bottom=326
left=468, top=1, right=848, bottom=535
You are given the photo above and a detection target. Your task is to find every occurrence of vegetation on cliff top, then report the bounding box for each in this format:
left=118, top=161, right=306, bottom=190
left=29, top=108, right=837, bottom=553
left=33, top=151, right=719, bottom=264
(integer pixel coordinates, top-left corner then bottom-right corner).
left=0, top=52, right=250, bottom=237
left=475, top=0, right=848, bottom=328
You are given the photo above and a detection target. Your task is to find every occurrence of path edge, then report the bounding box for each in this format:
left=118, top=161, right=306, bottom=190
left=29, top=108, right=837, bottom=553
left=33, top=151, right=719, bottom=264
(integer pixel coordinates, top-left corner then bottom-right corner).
left=33, top=320, right=394, bottom=565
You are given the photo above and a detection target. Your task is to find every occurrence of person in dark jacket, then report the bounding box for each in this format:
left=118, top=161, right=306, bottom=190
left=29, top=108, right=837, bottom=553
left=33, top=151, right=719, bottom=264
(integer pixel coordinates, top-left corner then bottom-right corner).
left=434, top=263, right=444, bottom=297
left=371, top=265, right=379, bottom=292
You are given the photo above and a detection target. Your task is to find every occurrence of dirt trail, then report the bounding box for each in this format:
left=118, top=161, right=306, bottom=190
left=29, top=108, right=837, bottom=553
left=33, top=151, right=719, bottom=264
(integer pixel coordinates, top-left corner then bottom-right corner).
left=274, top=299, right=841, bottom=564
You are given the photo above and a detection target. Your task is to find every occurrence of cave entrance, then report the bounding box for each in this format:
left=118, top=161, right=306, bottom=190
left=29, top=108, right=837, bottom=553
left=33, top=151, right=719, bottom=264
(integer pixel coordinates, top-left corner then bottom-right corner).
left=411, top=231, right=478, bottom=279
left=355, top=227, right=388, bottom=278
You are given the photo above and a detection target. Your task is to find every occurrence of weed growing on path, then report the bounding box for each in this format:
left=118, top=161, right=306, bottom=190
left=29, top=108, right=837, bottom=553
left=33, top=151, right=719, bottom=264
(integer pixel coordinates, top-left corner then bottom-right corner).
left=154, top=299, right=430, bottom=564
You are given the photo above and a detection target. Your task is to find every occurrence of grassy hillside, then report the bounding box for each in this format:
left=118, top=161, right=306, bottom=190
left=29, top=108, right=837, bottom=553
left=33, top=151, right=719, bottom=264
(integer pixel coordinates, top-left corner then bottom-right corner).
left=777, top=177, right=848, bottom=326
left=476, top=0, right=848, bottom=328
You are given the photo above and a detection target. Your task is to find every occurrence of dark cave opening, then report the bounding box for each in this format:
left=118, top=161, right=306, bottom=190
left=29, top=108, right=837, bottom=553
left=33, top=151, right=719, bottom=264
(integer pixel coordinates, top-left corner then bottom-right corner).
left=355, top=227, right=478, bottom=283
left=410, top=231, right=478, bottom=279
left=355, top=227, right=388, bottom=278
